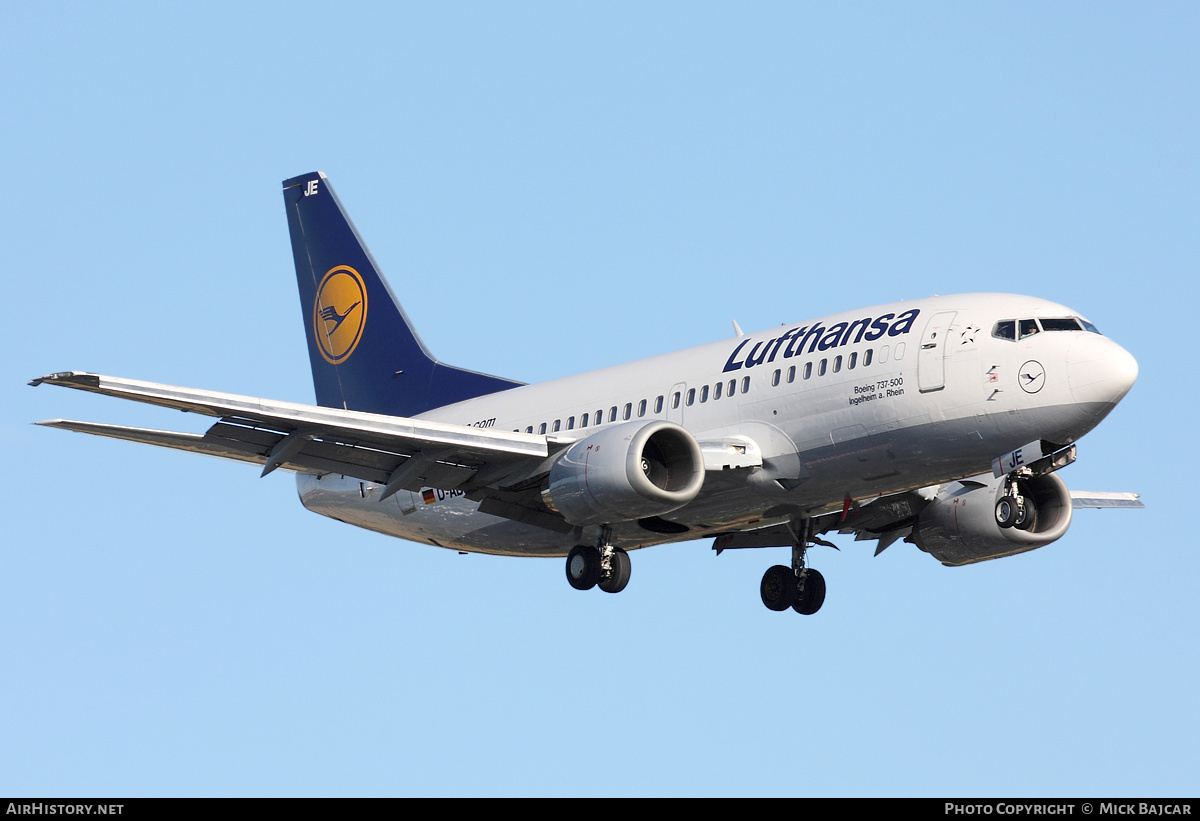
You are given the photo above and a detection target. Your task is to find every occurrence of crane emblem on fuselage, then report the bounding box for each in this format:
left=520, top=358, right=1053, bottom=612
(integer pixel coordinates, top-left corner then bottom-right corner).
left=1019, top=360, right=1046, bottom=394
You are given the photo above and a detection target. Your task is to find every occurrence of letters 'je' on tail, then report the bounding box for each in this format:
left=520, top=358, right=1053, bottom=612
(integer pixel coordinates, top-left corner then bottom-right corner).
left=282, top=171, right=522, bottom=417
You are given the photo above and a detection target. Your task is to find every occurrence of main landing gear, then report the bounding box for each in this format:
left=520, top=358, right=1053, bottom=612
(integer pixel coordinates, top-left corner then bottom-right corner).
left=566, top=529, right=631, bottom=594
left=760, top=519, right=827, bottom=615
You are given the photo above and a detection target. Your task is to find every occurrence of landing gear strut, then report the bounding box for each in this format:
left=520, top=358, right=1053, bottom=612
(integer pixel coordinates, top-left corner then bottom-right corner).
left=565, top=527, right=630, bottom=594
left=759, top=518, right=827, bottom=615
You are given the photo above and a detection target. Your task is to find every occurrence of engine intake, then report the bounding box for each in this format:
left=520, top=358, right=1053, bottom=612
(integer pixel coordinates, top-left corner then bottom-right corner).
left=910, top=472, right=1074, bottom=566
left=542, top=421, right=705, bottom=526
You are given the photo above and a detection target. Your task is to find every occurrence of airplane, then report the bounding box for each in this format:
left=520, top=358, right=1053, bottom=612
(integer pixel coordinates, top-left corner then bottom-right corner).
left=30, top=171, right=1142, bottom=615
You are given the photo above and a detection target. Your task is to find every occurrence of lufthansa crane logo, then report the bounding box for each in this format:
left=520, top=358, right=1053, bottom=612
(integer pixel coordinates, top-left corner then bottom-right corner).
left=313, top=265, right=368, bottom=364
left=1019, top=360, right=1046, bottom=394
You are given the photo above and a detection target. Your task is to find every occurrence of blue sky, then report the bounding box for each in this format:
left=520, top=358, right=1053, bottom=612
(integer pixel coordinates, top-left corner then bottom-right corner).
left=2, top=2, right=1197, bottom=797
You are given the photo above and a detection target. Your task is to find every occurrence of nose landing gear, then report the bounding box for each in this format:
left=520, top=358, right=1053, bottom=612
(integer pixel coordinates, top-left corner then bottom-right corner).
left=995, top=471, right=1034, bottom=530
left=992, top=442, right=1078, bottom=530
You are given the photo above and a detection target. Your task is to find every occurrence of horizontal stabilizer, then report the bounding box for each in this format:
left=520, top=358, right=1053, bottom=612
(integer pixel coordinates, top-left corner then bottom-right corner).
left=1069, top=491, right=1144, bottom=509
left=36, top=420, right=267, bottom=467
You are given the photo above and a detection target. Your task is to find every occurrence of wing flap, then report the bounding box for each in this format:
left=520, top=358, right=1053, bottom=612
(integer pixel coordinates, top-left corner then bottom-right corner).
left=712, top=523, right=794, bottom=552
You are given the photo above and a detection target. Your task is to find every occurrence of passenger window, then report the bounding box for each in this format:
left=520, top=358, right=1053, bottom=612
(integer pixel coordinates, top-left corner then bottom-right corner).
left=772, top=369, right=781, bottom=387
left=1019, top=319, right=1040, bottom=339
left=686, top=388, right=695, bottom=406
left=700, top=385, right=709, bottom=403
left=609, top=406, right=618, bottom=423
left=863, top=349, right=873, bottom=367
left=538, top=423, right=547, bottom=434
left=638, top=399, right=647, bottom=417
left=741, top=376, right=750, bottom=393
left=803, top=362, right=812, bottom=380
left=553, top=420, right=561, bottom=432
left=993, top=320, right=1016, bottom=341
left=848, top=352, right=857, bottom=370
left=595, top=409, right=603, bottom=425
left=623, top=403, right=632, bottom=420
left=833, top=355, right=842, bottom=373
left=526, top=426, right=534, bottom=434
left=654, top=395, right=664, bottom=413
left=714, top=382, right=723, bottom=400
left=787, top=365, right=795, bottom=383
left=567, top=416, right=575, bottom=430
left=580, top=413, right=588, bottom=428
left=671, top=392, right=680, bottom=410
left=818, top=359, right=827, bottom=377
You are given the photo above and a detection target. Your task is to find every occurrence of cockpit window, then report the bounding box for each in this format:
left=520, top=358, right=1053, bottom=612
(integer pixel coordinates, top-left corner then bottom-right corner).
left=995, top=316, right=1100, bottom=341
left=1041, top=318, right=1083, bottom=332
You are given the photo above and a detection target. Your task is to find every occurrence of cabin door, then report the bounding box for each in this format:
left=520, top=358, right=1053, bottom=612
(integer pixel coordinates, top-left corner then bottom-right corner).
left=917, top=311, right=957, bottom=392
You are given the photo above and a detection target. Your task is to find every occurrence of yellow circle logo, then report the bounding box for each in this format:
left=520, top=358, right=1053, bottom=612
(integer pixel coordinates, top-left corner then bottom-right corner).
left=313, top=265, right=368, bottom=364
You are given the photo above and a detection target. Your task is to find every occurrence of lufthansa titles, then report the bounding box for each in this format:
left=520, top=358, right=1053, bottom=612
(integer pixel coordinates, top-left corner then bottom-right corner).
left=723, top=309, right=921, bottom=374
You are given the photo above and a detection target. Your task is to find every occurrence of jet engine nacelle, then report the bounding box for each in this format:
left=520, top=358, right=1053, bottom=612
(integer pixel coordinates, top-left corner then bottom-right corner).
left=910, top=472, right=1074, bottom=566
left=542, top=421, right=705, bottom=526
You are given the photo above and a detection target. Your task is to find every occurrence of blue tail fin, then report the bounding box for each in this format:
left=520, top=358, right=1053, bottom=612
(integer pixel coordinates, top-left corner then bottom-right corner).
left=282, top=172, right=522, bottom=416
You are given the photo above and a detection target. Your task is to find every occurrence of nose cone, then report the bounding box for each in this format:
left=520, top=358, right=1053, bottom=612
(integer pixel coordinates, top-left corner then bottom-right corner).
left=1067, top=333, right=1138, bottom=418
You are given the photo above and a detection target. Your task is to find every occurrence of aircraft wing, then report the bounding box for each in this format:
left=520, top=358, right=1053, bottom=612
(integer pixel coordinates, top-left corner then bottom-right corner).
left=31, top=371, right=568, bottom=501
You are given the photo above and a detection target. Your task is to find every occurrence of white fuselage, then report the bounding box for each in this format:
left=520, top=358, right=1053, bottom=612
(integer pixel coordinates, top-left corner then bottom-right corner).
left=297, top=293, right=1137, bottom=556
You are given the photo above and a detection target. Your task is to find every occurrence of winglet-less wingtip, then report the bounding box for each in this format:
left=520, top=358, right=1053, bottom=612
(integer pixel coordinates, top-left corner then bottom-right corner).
left=29, top=372, right=100, bottom=389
